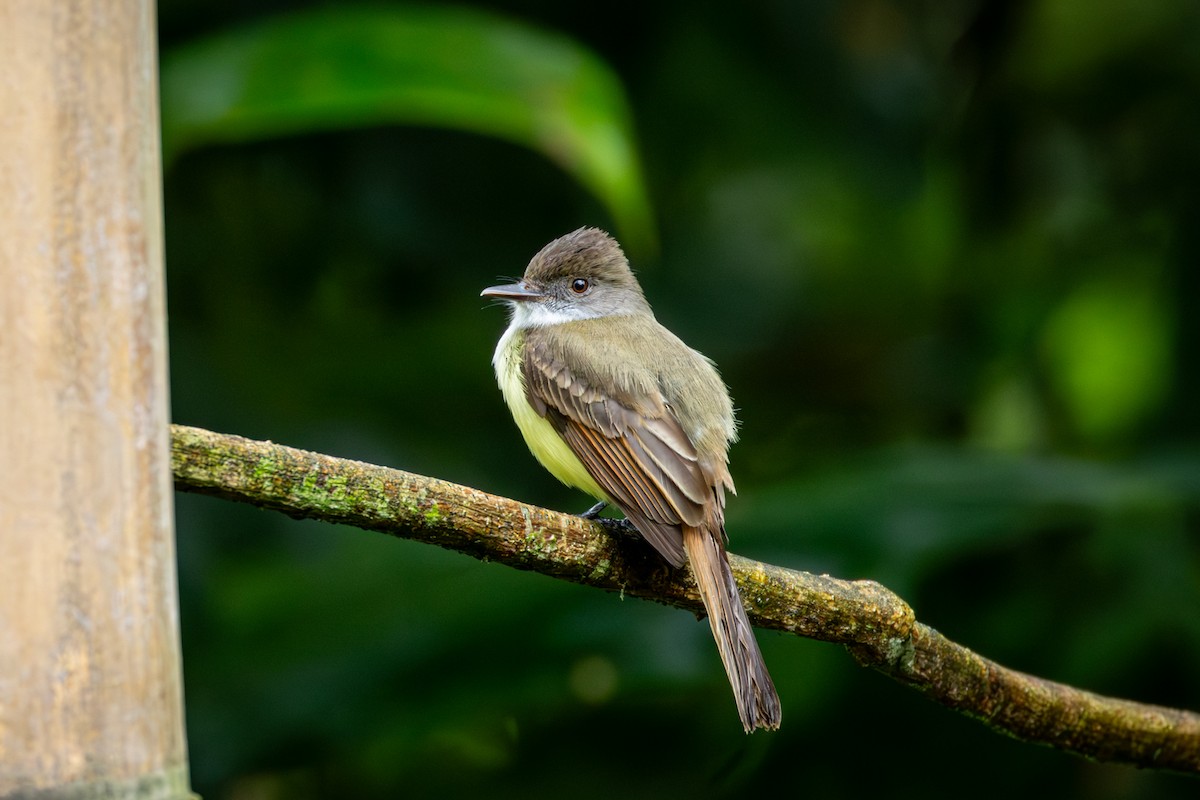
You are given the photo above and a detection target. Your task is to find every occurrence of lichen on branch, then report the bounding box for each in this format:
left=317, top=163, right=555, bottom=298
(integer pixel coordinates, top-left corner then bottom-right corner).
left=171, top=424, right=1200, bottom=774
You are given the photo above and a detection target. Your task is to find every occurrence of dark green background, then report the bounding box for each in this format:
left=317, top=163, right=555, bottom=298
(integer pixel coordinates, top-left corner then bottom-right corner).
left=160, top=1, right=1200, bottom=797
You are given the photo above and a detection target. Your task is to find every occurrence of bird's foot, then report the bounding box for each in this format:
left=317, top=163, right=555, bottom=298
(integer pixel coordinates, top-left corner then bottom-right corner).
left=595, top=516, right=640, bottom=541
left=579, top=500, right=609, bottom=519
left=580, top=501, right=638, bottom=540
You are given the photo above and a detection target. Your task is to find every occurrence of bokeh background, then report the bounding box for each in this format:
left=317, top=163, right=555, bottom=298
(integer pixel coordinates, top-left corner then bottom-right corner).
left=159, top=1, right=1200, bottom=797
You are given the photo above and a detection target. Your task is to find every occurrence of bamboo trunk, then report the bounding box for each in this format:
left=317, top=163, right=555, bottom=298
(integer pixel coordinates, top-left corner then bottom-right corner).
left=0, top=1, right=191, bottom=797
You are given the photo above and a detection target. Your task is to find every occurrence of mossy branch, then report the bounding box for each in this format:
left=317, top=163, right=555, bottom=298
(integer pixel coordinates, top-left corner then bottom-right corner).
left=171, top=424, right=1200, bottom=773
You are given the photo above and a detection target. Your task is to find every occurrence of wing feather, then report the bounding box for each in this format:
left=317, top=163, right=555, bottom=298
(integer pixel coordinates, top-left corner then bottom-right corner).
left=544, top=412, right=686, bottom=565
left=524, top=327, right=720, bottom=567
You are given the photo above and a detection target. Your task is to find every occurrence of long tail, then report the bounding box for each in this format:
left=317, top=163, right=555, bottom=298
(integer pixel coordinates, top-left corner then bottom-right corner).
left=682, top=524, right=782, bottom=732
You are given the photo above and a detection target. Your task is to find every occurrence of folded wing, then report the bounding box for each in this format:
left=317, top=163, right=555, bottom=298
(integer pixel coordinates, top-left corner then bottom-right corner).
left=523, top=329, right=718, bottom=567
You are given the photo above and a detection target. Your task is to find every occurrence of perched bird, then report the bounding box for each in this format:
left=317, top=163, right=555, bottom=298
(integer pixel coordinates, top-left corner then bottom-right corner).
left=482, top=227, right=781, bottom=731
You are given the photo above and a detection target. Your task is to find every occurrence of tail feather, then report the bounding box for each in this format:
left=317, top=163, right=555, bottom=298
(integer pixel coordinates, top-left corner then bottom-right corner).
left=682, top=524, right=781, bottom=732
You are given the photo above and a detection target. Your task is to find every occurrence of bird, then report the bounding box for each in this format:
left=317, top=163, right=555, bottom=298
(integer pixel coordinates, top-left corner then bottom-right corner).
left=482, top=227, right=781, bottom=731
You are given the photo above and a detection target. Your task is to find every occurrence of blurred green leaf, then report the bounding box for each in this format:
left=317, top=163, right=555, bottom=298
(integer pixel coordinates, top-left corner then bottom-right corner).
left=1012, top=0, right=1196, bottom=88
left=969, top=367, right=1046, bottom=452
left=160, top=5, right=654, bottom=250
left=740, top=444, right=1200, bottom=588
left=1040, top=273, right=1172, bottom=443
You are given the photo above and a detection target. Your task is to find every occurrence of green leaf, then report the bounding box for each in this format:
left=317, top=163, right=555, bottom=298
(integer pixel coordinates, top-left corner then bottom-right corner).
left=1040, top=273, right=1173, bottom=443
left=160, top=6, right=654, bottom=250
left=1011, top=0, right=1196, bottom=89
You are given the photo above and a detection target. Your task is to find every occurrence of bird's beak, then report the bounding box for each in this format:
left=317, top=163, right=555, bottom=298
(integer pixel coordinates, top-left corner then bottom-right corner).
left=481, top=281, right=544, bottom=301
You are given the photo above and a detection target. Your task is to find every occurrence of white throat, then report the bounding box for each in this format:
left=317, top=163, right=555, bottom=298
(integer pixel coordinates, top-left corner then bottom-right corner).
left=492, top=299, right=607, bottom=376
left=505, top=299, right=605, bottom=330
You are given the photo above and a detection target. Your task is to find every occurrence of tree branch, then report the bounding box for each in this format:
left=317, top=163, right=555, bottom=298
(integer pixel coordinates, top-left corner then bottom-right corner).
left=170, top=424, right=1200, bottom=774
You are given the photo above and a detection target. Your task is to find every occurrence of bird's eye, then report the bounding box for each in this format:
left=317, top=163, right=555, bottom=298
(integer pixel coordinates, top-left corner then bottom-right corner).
left=570, top=278, right=590, bottom=294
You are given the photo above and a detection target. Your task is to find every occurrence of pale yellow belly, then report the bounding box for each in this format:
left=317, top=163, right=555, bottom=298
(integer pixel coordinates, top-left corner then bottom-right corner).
left=494, top=326, right=610, bottom=503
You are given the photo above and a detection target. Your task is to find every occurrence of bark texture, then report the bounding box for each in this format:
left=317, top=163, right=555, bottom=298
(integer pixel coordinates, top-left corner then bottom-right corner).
left=172, top=424, right=1200, bottom=774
